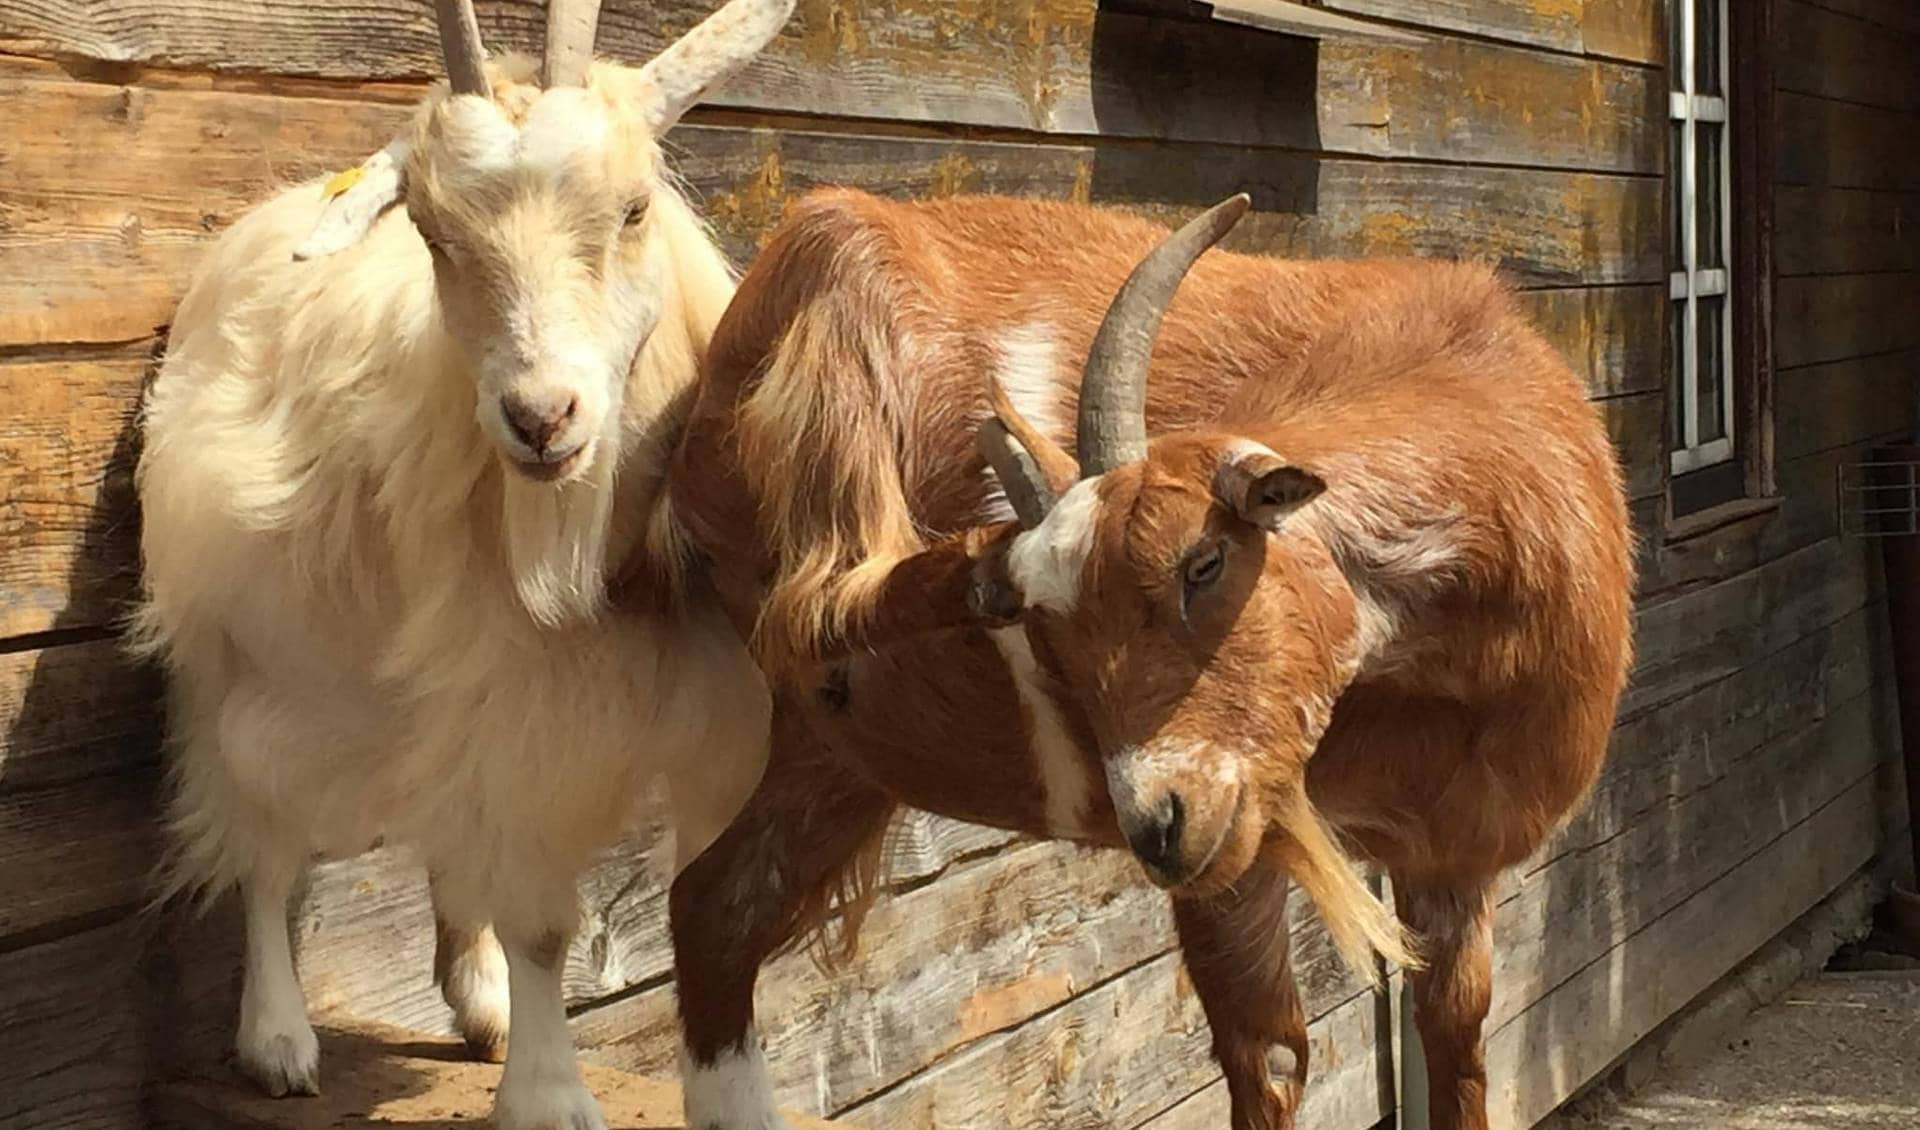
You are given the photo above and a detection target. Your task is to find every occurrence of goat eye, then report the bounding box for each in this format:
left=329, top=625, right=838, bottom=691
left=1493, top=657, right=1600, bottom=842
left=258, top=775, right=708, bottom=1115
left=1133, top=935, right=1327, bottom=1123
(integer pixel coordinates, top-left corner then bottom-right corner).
left=622, top=200, right=648, bottom=229
left=1183, top=544, right=1226, bottom=592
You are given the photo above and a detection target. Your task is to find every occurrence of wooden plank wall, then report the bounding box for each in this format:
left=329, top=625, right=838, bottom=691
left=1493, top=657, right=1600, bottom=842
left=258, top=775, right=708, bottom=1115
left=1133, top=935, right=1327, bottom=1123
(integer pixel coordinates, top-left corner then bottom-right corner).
left=0, top=2, right=1912, bottom=1128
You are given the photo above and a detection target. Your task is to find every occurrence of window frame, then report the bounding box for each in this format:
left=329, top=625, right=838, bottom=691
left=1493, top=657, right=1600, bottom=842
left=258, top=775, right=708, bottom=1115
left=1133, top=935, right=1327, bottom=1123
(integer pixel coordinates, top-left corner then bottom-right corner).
left=1668, top=0, right=1735, bottom=477
left=1665, top=0, right=1777, bottom=526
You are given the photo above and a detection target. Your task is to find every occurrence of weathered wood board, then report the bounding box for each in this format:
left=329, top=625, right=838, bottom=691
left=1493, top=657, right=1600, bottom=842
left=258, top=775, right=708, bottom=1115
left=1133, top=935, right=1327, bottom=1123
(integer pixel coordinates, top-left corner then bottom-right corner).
left=1776, top=0, right=1920, bottom=111
left=1774, top=351, right=1919, bottom=461
left=1774, top=185, right=1920, bottom=276
left=1322, top=0, right=1663, bottom=61
left=0, top=916, right=149, bottom=1130
left=1627, top=535, right=1883, bottom=718
left=1772, top=272, right=1920, bottom=368
left=1, top=1, right=1664, bottom=172
left=1484, top=772, right=1885, bottom=1129
left=0, top=73, right=1669, bottom=351
left=0, top=354, right=149, bottom=639
left=1775, top=90, right=1920, bottom=191
left=0, top=637, right=159, bottom=791
left=0, top=772, right=159, bottom=943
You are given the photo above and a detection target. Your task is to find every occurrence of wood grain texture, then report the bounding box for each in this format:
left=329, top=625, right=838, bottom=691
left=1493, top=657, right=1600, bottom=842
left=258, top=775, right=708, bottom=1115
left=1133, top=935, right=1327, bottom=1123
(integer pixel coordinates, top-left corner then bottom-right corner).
left=0, top=79, right=408, bottom=348
left=1322, top=0, right=1663, bottom=63
left=1627, top=534, right=1882, bottom=718
left=0, top=772, right=160, bottom=944
left=576, top=843, right=1368, bottom=1121
left=0, top=355, right=148, bottom=639
left=1603, top=391, right=1664, bottom=500
left=0, top=916, right=149, bottom=1130
left=1482, top=771, right=1885, bottom=1129
left=836, top=952, right=1384, bottom=1130
left=1774, top=90, right=1920, bottom=191
left=0, top=638, right=159, bottom=792
left=153, top=807, right=1015, bottom=1063
left=1773, top=186, right=1920, bottom=276
left=1758, top=430, right=1914, bottom=564
left=1313, top=34, right=1661, bottom=170
left=1773, top=273, right=1920, bottom=368
left=0, top=72, right=1665, bottom=352
left=1487, top=670, right=1894, bottom=1036
left=1515, top=285, right=1664, bottom=399
left=1793, top=0, right=1920, bottom=35
left=1777, top=0, right=1920, bottom=110
left=1096, top=986, right=1389, bottom=1130
left=1774, top=351, right=1920, bottom=461
left=0, top=1, right=1664, bottom=172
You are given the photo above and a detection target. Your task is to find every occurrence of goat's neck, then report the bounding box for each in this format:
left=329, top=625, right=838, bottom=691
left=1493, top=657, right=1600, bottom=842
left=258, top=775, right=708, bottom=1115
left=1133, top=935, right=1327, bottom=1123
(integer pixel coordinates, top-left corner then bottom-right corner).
left=599, top=189, right=738, bottom=594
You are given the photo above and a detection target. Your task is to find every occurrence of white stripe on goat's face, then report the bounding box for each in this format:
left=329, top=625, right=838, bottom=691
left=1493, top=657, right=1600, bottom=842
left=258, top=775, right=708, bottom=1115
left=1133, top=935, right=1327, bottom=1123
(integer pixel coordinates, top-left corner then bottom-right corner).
left=407, top=74, right=669, bottom=486
left=1004, top=477, right=1102, bottom=612
left=1003, top=436, right=1358, bottom=896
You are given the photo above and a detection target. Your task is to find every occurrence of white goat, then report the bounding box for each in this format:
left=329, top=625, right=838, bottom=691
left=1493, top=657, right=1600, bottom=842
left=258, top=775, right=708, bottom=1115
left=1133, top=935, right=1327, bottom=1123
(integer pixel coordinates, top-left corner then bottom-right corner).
left=132, top=2, right=794, bottom=1126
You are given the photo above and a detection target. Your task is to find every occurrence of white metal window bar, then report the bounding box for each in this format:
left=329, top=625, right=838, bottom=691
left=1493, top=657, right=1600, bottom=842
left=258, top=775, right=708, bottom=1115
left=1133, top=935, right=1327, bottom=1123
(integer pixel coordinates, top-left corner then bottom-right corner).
left=1669, top=0, right=1736, bottom=475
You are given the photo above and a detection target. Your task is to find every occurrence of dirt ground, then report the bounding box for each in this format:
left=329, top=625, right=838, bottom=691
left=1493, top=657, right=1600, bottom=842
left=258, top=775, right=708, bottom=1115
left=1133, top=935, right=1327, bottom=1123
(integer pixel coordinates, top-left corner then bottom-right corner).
left=1546, top=969, right=1920, bottom=1129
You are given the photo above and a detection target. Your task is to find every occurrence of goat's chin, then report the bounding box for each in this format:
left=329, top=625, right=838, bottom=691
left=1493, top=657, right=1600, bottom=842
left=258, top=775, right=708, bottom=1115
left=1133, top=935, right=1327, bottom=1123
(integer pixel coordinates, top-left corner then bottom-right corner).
left=1175, top=789, right=1266, bottom=898
left=504, top=441, right=593, bottom=485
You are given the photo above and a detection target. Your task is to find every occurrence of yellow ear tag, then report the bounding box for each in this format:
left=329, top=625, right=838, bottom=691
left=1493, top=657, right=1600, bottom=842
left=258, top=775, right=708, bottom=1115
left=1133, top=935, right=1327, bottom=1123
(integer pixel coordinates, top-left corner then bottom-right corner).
left=323, top=165, right=367, bottom=200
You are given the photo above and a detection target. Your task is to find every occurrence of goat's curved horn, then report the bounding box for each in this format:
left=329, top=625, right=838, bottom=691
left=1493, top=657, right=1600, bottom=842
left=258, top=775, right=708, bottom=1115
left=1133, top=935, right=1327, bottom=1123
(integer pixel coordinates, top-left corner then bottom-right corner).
left=637, top=0, right=796, bottom=133
left=433, top=0, right=491, bottom=97
left=978, top=379, right=1079, bottom=529
left=1076, top=194, right=1251, bottom=477
left=543, top=0, right=604, bottom=88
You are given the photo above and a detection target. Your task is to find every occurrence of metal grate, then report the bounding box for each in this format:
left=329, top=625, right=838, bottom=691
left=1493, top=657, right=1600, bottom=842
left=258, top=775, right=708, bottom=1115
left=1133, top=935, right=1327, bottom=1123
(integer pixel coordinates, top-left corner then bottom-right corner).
left=1838, top=458, right=1920, bottom=538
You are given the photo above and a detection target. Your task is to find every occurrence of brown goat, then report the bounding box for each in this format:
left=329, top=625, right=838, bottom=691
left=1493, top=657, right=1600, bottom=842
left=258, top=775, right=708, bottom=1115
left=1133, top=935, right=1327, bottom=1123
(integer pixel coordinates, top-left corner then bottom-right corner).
left=659, top=191, right=1634, bottom=1130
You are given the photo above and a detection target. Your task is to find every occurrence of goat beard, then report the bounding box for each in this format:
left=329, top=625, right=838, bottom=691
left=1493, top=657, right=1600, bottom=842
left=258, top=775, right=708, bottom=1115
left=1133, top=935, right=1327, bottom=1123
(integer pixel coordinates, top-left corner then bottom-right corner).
left=1266, top=781, right=1422, bottom=983
left=501, top=436, right=617, bottom=627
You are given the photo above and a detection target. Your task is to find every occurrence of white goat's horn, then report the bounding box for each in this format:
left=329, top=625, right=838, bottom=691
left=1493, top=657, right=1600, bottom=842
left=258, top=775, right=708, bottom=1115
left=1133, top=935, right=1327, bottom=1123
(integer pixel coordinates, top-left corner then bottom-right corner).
left=544, top=0, right=603, bottom=88
left=433, top=0, right=491, bottom=97
left=637, top=0, right=796, bottom=133
left=1076, top=194, right=1251, bottom=477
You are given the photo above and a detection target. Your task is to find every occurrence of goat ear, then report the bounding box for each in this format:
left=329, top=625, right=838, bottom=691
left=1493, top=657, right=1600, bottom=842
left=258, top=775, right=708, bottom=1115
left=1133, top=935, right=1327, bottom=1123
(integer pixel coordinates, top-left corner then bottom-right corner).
left=1215, top=444, right=1326, bottom=532
left=292, top=139, right=411, bottom=261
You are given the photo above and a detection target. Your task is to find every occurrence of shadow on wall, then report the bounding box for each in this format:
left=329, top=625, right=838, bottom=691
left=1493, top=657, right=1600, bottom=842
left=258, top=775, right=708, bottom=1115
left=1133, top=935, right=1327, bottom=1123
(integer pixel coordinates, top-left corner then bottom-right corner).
left=1493, top=532, right=1904, bottom=1128
left=1087, top=7, right=1321, bottom=228
left=0, top=334, right=449, bottom=1120
left=0, top=335, right=162, bottom=1126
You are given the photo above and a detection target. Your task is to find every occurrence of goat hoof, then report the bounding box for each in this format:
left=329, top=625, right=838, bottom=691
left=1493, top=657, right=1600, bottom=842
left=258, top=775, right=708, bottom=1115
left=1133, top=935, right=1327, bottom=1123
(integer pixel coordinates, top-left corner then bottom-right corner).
left=463, top=1029, right=509, bottom=1064
left=494, top=1076, right=608, bottom=1130
left=448, top=977, right=509, bottom=1064
left=237, top=1030, right=321, bottom=1097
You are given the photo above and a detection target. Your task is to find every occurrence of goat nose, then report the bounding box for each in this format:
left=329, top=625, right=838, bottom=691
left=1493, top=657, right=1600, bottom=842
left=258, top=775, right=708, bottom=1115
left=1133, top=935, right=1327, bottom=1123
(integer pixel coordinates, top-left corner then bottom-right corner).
left=500, top=391, right=578, bottom=455
left=1124, top=792, right=1186, bottom=878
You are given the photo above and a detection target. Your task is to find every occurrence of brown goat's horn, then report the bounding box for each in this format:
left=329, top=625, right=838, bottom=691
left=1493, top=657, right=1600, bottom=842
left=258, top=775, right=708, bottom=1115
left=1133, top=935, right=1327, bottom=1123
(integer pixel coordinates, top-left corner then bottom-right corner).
left=978, top=378, right=1079, bottom=528
left=1076, top=194, right=1251, bottom=477
left=433, top=0, right=491, bottom=97
left=543, top=0, right=604, bottom=88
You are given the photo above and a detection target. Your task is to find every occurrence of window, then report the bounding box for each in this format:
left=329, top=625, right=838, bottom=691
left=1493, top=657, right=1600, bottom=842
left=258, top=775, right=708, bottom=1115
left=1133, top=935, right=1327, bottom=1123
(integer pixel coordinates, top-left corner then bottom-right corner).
left=1666, top=0, right=1775, bottom=521
left=1669, top=0, right=1731, bottom=476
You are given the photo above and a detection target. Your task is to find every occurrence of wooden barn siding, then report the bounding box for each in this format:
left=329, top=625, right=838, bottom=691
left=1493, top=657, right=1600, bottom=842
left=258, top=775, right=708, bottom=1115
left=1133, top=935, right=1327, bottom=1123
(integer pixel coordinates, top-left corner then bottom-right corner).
left=0, top=1, right=1911, bottom=1128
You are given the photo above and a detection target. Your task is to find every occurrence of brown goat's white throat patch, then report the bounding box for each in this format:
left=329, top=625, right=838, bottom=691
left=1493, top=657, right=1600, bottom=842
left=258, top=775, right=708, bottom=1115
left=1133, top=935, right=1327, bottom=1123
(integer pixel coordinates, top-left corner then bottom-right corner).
left=989, top=626, right=1093, bottom=837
